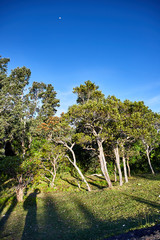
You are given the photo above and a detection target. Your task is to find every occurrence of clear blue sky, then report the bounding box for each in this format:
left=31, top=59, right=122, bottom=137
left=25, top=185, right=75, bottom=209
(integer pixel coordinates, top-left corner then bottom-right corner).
left=1, top=0, right=160, bottom=115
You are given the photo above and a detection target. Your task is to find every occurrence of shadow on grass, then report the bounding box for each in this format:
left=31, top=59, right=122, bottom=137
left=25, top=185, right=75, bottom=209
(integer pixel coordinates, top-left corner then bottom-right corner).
left=61, top=177, right=86, bottom=191
left=135, top=174, right=160, bottom=181
left=1, top=191, right=160, bottom=240
left=123, top=193, right=160, bottom=211
left=40, top=194, right=153, bottom=240
left=21, top=189, right=40, bottom=240
left=0, top=195, right=12, bottom=214
left=41, top=194, right=109, bottom=240
left=86, top=176, right=107, bottom=189
left=0, top=195, right=17, bottom=233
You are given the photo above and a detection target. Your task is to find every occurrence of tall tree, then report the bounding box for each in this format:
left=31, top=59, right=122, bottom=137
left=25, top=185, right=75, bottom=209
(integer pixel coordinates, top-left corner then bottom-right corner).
left=0, top=56, right=10, bottom=143
left=73, top=80, right=104, bottom=104
left=68, top=100, right=113, bottom=188
left=127, top=101, right=159, bottom=174
left=39, top=84, right=60, bottom=121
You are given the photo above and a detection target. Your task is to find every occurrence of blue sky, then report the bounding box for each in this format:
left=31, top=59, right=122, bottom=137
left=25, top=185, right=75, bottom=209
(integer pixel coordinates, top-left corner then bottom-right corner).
left=1, top=0, right=160, bottom=115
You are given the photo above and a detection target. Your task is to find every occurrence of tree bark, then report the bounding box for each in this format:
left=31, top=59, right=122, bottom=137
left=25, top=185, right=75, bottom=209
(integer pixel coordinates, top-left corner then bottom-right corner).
left=97, top=139, right=112, bottom=188
left=121, top=144, right=128, bottom=183
left=122, top=156, right=128, bottom=183
left=50, top=159, right=57, bottom=188
left=16, top=186, right=24, bottom=202
left=146, top=145, right=155, bottom=174
left=16, top=175, right=24, bottom=202
left=114, top=163, right=117, bottom=182
left=113, top=146, right=123, bottom=186
left=66, top=144, right=92, bottom=192
left=126, top=156, right=131, bottom=177
left=50, top=174, right=56, bottom=188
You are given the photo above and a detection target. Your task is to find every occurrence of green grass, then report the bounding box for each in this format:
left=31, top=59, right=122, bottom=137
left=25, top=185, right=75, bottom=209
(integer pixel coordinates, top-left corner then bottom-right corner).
left=0, top=174, right=160, bottom=240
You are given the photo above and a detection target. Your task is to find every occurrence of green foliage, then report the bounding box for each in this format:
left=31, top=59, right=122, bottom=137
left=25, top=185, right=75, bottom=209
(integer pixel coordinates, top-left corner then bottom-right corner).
left=73, top=80, right=104, bottom=104
left=0, top=156, right=22, bottom=179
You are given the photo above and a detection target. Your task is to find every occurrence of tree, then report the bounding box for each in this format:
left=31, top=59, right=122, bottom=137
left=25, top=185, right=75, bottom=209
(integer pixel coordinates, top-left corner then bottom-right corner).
left=0, top=56, right=10, bottom=144
left=73, top=80, right=104, bottom=104
left=39, top=84, right=60, bottom=121
left=39, top=116, right=92, bottom=191
left=128, top=101, right=160, bottom=174
left=68, top=100, right=113, bottom=188
left=33, top=142, right=64, bottom=188
left=0, top=66, right=31, bottom=156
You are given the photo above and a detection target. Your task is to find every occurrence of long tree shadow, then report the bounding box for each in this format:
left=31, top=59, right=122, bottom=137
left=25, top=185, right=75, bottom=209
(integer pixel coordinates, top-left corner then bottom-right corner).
left=135, top=174, right=160, bottom=181
left=61, top=177, right=86, bottom=190
left=41, top=194, right=141, bottom=240
left=0, top=195, right=13, bottom=214
left=123, top=193, right=160, bottom=210
left=21, top=189, right=40, bottom=240
left=1, top=192, right=159, bottom=240
left=0, top=195, right=17, bottom=236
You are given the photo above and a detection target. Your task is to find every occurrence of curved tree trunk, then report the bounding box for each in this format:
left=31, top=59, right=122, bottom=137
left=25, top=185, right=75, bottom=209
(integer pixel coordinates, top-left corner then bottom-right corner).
left=126, top=156, right=131, bottom=177
left=97, top=140, right=112, bottom=188
left=66, top=145, right=91, bottom=192
left=114, top=163, right=117, bottom=182
left=146, top=145, right=155, bottom=174
left=114, top=146, right=123, bottom=186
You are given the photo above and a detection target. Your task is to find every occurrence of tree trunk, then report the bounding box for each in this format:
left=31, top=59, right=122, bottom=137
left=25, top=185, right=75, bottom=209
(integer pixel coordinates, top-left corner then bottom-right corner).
left=16, top=186, right=24, bottom=202
left=67, top=146, right=92, bottom=192
left=97, top=140, right=112, bottom=188
left=113, top=146, right=123, bottom=186
left=22, top=138, right=26, bottom=158
left=121, top=144, right=128, bottom=183
left=73, top=162, right=91, bottom=191
left=114, top=163, right=117, bottom=182
left=50, top=175, right=56, bottom=188
left=50, top=160, right=57, bottom=188
left=28, top=135, right=32, bottom=149
left=126, top=156, right=131, bottom=177
left=122, top=156, right=128, bottom=183
left=146, top=145, right=155, bottom=174
left=16, top=175, right=24, bottom=202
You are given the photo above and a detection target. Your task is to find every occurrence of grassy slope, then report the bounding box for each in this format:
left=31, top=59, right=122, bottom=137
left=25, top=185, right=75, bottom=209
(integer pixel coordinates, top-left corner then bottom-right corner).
left=0, top=174, right=160, bottom=240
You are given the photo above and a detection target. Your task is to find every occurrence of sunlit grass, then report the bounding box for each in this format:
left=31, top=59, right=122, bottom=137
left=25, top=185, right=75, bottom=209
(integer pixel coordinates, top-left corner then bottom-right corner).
left=0, top=174, right=160, bottom=240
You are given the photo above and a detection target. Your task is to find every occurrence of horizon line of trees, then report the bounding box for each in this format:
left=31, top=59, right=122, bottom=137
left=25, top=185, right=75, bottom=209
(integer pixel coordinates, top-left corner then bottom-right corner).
left=0, top=56, right=160, bottom=201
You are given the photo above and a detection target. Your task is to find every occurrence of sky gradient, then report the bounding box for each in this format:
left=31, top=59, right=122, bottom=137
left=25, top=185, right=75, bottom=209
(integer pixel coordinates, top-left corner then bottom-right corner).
left=1, top=0, right=160, bottom=115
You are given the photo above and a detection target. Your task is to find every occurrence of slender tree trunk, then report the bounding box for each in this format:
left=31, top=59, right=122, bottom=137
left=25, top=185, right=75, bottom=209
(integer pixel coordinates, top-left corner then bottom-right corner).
left=113, top=146, right=123, bottom=186
left=97, top=140, right=112, bottom=188
left=121, top=144, right=128, bottom=183
left=114, top=163, right=117, bottom=182
left=122, top=156, right=128, bottom=183
left=126, top=156, right=131, bottom=177
left=67, top=145, right=92, bottom=192
left=146, top=145, right=155, bottom=174
left=50, top=173, right=56, bottom=188
left=28, top=135, right=32, bottom=149
left=50, top=159, right=57, bottom=188
left=21, top=119, right=26, bottom=158
left=22, top=138, right=26, bottom=158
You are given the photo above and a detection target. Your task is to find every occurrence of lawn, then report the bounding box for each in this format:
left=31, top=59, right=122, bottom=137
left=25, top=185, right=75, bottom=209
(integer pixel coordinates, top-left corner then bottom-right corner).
left=0, top=174, right=160, bottom=240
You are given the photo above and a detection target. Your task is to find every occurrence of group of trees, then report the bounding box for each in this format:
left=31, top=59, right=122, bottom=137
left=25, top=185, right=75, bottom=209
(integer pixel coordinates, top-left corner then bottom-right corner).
left=0, top=56, right=160, bottom=201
